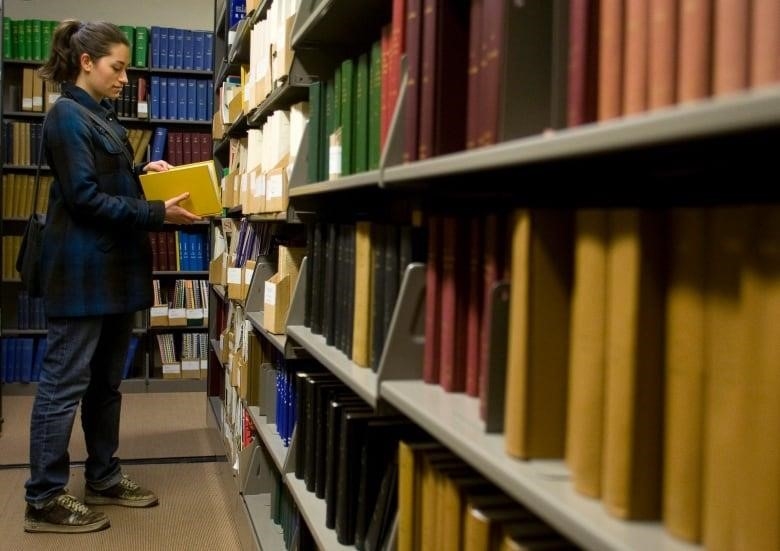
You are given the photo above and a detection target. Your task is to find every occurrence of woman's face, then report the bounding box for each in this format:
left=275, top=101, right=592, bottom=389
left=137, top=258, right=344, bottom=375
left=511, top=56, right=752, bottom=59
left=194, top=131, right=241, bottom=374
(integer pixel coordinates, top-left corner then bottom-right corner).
left=77, top=43, right=130, bottom=101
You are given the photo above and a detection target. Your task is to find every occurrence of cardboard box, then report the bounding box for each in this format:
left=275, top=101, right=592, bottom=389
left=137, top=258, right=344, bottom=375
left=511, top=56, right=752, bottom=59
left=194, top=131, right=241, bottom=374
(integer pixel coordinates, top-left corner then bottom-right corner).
left=265, top=166, right=288, bottom=213
left=209, top=252, right=228, bottom=286
left=263, top=273, right=290, bottom=334
left=150, top=304, right=169, bottom=327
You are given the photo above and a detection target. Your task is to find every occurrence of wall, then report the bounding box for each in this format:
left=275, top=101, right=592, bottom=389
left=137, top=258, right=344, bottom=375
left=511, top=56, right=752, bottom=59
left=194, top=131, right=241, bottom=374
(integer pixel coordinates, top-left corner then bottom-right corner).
left=5, top=0, right=214, bottom=29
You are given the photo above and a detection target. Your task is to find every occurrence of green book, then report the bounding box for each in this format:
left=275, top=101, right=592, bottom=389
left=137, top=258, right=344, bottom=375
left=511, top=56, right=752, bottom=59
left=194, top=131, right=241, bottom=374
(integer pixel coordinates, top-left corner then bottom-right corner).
left=333, top=65, right=342, bottom=137
left=3, top=18, right=12, bottom=59
left=354, top=51, right=369, bottom=173
left=11, top=19, right=22, bottom=59
left=134, top=26, right=149, bottom=67
left=40, top=20, right=54, bottom=59
left=31, top=19, right=42, bottom=60
left=369, top=39, right=382, bottom=170
left=119, top=25, right=135, bottom=64
left=340, top=58, right=354, bottom=177
left=307, top=81, right=323, bottom=184
left=325, top=77, right=336, bottom=177
left=22, top=19, right=32, bottom=60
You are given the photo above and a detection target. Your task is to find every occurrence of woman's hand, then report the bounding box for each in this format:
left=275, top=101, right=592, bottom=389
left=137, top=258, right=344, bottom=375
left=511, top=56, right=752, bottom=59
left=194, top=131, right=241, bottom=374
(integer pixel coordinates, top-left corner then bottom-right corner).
left=144, top=160, right=174, bottom=173
left=164, top=192, right=202, bottom=225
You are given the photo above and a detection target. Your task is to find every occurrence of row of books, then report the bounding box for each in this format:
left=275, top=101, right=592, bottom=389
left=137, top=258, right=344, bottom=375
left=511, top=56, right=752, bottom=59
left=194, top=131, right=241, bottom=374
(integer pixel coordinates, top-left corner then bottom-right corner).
left=149, top=26, right=214, bottom=71
left=2, top=235, right=22, bottom=282
left=2, top=18, right=57, bottom=61
left=6, top=67, right=55, bottom=113
left=16, top=290, right=46, bottom=330
left=149, top=230, right=210, bottom=272
left=2, top=174, right=51, bottom=219
left=160, top=131, right=214, bottom=167
left=149, top=76, right=214, bottom=122
left=153, top=332, right=208, bottom=379
left=116, top=25, right=150, bottom=68
left=151, top=279, right=209, bottom=327
left=107, top=77, right=148, bottom=120
left=302, top=220, right=425, bottom=371
left=0, top=335, right=140, bottom=383
left=3, top=120, right=45, bottom=165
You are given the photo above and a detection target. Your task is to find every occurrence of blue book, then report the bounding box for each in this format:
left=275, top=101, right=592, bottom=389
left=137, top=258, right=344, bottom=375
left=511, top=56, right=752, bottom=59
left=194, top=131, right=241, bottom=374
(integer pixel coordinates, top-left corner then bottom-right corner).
left=183, top=30, right=194, bottom=70
left=229, top=0, right=246, bottom=29
left=168, top=77, right=178, bottom=120
left=207, top=80, right=214, bottom=121
left=196, top=80, right=207, bottom=121
left=178, top=78, right=187, bottom=121
left=159, top=27, right=169, bottom=69
left=167, top=27, right=176, bottom=69
left=150, top=127, right=168, bottom=161
left=203, top=32, right=214, bottom=72
left=150, top=75, right=161, bottom=119
left=174, top=28, right=184, bottom=70
left=159, top=77, right=168, bottom=119
left=187, top=79, right=197, bottom=121
left=193, top=31, right=205, bottom=71
left=150, top=26, right=161, bottom=68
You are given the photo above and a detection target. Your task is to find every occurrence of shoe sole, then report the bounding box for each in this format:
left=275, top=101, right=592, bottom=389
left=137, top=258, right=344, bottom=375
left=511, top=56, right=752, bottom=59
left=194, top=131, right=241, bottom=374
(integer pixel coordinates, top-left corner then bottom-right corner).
left=24, top=518, right=110, bottom=533
left=84, top=495, right=159, bottom=508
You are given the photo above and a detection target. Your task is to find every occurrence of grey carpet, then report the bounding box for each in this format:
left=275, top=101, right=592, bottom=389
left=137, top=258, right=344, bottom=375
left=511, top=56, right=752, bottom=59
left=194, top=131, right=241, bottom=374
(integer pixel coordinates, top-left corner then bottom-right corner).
left=0, top=462, right=242, bottom=551
left=0, top=393, right=223, bottom=466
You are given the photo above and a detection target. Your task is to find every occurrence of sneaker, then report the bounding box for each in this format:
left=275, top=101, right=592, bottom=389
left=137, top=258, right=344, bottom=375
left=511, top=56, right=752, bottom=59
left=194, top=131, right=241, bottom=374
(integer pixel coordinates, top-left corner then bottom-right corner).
left=84, top=474, right=159, bottom=508
left=24, top=492, right=110, bottom=533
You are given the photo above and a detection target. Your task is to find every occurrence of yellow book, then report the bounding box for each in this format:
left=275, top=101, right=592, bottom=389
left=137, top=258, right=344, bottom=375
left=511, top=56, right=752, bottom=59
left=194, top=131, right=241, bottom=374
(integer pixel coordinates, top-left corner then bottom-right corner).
left=139, top=160, right=222, bottom=216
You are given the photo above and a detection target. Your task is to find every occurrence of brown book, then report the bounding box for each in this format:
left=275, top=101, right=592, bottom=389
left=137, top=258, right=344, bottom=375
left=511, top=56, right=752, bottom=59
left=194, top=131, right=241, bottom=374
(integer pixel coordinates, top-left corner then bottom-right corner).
left=566, top=0, right=600, bottom=127
left=663, top=208, right=706, bottom=542
left=622, top=0, right=649, bottom=115
left=504, top=209, right=573, bottom=459
left=602, top=209, right=664, bottom=520
left=733, top=206, right=780, bottom=550
left=438, top=216, right=468, bottom=392
left=423, top=215, right=442, bottom=384
left=403, top=0, right=423, bottom=163
left=702, top=207, right=749, bottom=550
left=465, top=215, right=484, bottom=396
left=647, top=0, right=677, bottom=109
left=712, top=0, right=749, bottom=95
left=352, top=221, right=374, bottom=367
left=565, top=209, right=608, bottom=498
left=677, top=0, right=712, bottom=102
left=597, top=0, right=624, bottom=120
left=465, top=0, right=483, bottom=149
left=749, top=0, right=780, bottom=87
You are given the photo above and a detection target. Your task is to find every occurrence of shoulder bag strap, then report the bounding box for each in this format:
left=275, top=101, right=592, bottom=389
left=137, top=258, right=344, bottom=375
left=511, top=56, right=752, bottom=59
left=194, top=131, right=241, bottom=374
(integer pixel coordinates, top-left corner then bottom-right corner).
left=60, top=96, right=136, bottom=168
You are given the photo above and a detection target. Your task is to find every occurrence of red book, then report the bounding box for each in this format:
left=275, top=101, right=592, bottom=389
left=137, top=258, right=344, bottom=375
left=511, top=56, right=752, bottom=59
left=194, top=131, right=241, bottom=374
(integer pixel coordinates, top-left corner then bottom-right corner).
left=438, top=216, right=468, bottom=392
left=423, top=215, right=441, bottom=384
left=465, top=216, right=484, bottom=396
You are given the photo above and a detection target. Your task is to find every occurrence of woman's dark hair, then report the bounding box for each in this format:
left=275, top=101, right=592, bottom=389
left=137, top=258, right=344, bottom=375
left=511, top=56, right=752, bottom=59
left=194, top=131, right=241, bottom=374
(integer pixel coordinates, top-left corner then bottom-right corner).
left=39, top=20, right=129, bottom=83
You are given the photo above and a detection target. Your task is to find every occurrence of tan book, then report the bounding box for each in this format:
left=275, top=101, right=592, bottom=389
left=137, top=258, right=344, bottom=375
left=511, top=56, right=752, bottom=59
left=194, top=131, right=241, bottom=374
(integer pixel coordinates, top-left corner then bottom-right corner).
left=598, top=0, right=624, bottom=120
left=749, top=0, right=780, bottom=86
left=677, top=0, right=713, bottom=102
left=663, top=208, right=706, bottom=542
left=712, top=0, right=749, bottom=94
left=397, top=441, right=445, bottom=551
left=733, top=206, right=780, bottom=550
left=139, top=160, right=221, bottom=216
left=504, top=209, right=573, bottom=459
left=352, top=221, right=373, bottom=367
left=566, top=209, right=608, bottom=498
left=701, top=207, right=748, bottom=550
left=602, top=209, right=664, bottom=519
left=622, top=0, right=649, bottom=115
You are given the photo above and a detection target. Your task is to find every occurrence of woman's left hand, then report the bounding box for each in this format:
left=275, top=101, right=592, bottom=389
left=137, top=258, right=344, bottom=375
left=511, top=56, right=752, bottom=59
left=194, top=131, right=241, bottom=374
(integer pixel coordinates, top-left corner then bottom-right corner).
left=144, top=160, right=174, bottom=173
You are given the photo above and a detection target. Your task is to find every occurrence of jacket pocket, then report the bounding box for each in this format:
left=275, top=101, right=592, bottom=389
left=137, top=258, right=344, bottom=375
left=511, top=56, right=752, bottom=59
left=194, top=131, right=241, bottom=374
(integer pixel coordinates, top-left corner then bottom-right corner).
left=93, top=126, right=123, bottom=174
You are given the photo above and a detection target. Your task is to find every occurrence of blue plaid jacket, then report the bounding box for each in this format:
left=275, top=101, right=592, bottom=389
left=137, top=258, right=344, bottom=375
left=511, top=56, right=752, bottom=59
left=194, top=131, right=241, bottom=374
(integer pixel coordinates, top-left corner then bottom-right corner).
left=40, top=82, right=166, bottom=317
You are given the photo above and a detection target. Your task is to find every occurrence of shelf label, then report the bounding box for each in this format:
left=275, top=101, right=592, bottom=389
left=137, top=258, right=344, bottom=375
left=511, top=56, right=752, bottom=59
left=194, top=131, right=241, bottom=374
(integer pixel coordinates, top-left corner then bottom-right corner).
left=169, top=308, right=186, bottom=319
left=227, top=267, right=242, bottom=284
left=267, top=173, right=283, bottom=198
left=150, top=306, right=168, bottom=317
left=252, top=172, right=266, bottom=197
left=264, top=282, right=276, bottom=305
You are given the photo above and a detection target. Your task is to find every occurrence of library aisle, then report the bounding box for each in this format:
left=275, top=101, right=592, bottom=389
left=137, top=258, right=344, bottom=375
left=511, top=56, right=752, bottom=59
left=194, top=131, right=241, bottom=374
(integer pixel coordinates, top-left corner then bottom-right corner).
left=0, top=392, right=242, bottom=550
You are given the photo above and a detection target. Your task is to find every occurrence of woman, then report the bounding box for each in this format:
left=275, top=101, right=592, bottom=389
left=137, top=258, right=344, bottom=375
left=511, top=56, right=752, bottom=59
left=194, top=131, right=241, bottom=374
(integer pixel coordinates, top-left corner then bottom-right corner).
left=24, top=20, right=200, bottom=534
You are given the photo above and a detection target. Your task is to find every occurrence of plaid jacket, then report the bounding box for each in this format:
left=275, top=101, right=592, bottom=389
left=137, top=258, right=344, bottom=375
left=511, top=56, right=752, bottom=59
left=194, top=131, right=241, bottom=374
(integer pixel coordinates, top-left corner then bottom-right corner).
left=40, top=82, right=166, bottom=317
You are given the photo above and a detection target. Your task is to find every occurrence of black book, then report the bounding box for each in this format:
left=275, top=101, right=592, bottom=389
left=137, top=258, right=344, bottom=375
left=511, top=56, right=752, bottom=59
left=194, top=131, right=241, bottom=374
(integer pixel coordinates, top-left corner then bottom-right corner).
left=310, top=222, right=325, bottom=333
left=344, top=224, right=356, bottom=359
left=382, top=224, right=400, bottom=338
left=325, top=398, right=371, bottom=528
left=333, top=224, right=347, bottom=351
left=315, top=387, right=360, bottom=499
left=292, top=370, right=327, bottom=479
left=304, top=222, right=315, bottom=328
left=303, top=375, right=340, bottom=489
left=369, top=224, right=386, bottom=371
left=323, top=223, right=338, bottom=344
left=362, top=457, right=398, bottom=551
left=308, top=379, right=346, bottom=492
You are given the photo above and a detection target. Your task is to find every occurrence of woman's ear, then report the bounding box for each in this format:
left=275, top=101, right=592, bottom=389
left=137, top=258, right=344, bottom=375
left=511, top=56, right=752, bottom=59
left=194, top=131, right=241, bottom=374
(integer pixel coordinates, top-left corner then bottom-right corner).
left=79, top=52, right=92, bottom=72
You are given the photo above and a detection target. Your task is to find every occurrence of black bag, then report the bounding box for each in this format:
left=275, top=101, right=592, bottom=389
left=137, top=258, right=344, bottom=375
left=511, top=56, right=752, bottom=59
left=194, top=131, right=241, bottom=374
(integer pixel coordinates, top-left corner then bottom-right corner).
left=15, top=115, right=48, bottom=297
left=16, top=212, right=46, bottom=297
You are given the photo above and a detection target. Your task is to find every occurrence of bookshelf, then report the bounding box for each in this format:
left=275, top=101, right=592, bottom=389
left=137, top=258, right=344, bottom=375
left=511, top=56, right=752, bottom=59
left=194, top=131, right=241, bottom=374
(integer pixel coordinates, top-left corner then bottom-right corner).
left=0, top=17, right=214, bottom=393
left=207, top=0, right=780, bottom=550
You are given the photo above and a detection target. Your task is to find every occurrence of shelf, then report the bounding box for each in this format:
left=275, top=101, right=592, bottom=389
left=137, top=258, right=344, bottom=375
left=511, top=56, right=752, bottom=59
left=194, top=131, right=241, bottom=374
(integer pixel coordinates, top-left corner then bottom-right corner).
left=1, top=329, right=47, bottom=336
left=380, top=381, right=699, bottom=551
left=244, top=493, right=285, bottom=551
left=289, top=170, right=381, bottom=197
left=3, top=111, right=44, bottom=118
left=149, top=118, right=212, bottom=126
left=285, top=474, right=353, bottom=551
left=147, top=68, right=213, bottom=77
left=286, top=325, right=378, bottom=408
left=381, top=85, right=780, bottom=189
left=152, top=270, right=209, bottom=276
left=291, top=0, right=390, bottom=52
left=148, top=324, right=208, bottom=331
left=246, top=311, right=287, bottom=354
left=247, top=78, right=309, bottom=128
left=246, top=406, right=288, bottom=473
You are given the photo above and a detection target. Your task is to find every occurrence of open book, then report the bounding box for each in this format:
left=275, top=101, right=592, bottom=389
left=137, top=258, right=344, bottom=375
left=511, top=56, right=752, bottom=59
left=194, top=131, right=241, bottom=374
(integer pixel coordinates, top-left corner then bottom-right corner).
left=139, top=160, right=222, bottom=217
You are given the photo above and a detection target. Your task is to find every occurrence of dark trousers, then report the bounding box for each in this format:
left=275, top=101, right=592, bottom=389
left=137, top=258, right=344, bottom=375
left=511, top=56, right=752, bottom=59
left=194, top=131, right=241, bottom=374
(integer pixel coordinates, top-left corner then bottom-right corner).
left=25, top=313, right=133, bottom=506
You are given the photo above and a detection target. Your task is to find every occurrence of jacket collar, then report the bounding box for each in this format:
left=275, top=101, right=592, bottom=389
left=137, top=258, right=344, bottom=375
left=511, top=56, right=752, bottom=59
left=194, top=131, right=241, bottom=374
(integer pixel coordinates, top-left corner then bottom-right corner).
left=60, top=82, right=117, bottom=118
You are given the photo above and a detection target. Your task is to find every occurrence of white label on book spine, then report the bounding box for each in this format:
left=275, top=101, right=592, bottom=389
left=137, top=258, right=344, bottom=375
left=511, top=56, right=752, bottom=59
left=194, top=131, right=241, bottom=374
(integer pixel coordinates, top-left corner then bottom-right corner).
left=33, top=97, right=43, bottom=108
left=186, top=308, right=204, bottom=320
left=329, top=145, right=342, bottom=179
left=182, top=359, right=200, bottom=372
left=227, top=267, right=242, bottom=284
left=137, top=101, right=149, bottom=117
left=252, top=173, right=265, bottom=197
left=151, top=306, right=168, bottom=317
left=169, top=308, right=186, bottom=319
left=162, top=363, right=180, bottom=374
left=244, top=268, right=254, bottom=284
left=268, top=173, right=283, bottom=198
left=264, top=282, right=276, bottom=305
left=22, top=98, right=33, bottom=110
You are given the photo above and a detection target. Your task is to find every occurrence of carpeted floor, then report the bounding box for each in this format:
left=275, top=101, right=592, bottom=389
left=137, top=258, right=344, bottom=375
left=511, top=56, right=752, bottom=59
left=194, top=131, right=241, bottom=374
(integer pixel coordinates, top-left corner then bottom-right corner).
left=0, top=393, right=222, bottom=466
left=0, top=462, right=242, bottom=551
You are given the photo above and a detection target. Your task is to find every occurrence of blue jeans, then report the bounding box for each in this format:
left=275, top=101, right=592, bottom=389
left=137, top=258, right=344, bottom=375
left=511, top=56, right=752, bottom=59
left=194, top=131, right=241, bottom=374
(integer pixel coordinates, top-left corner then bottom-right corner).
left=25, top=313, right=134, bottom=506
